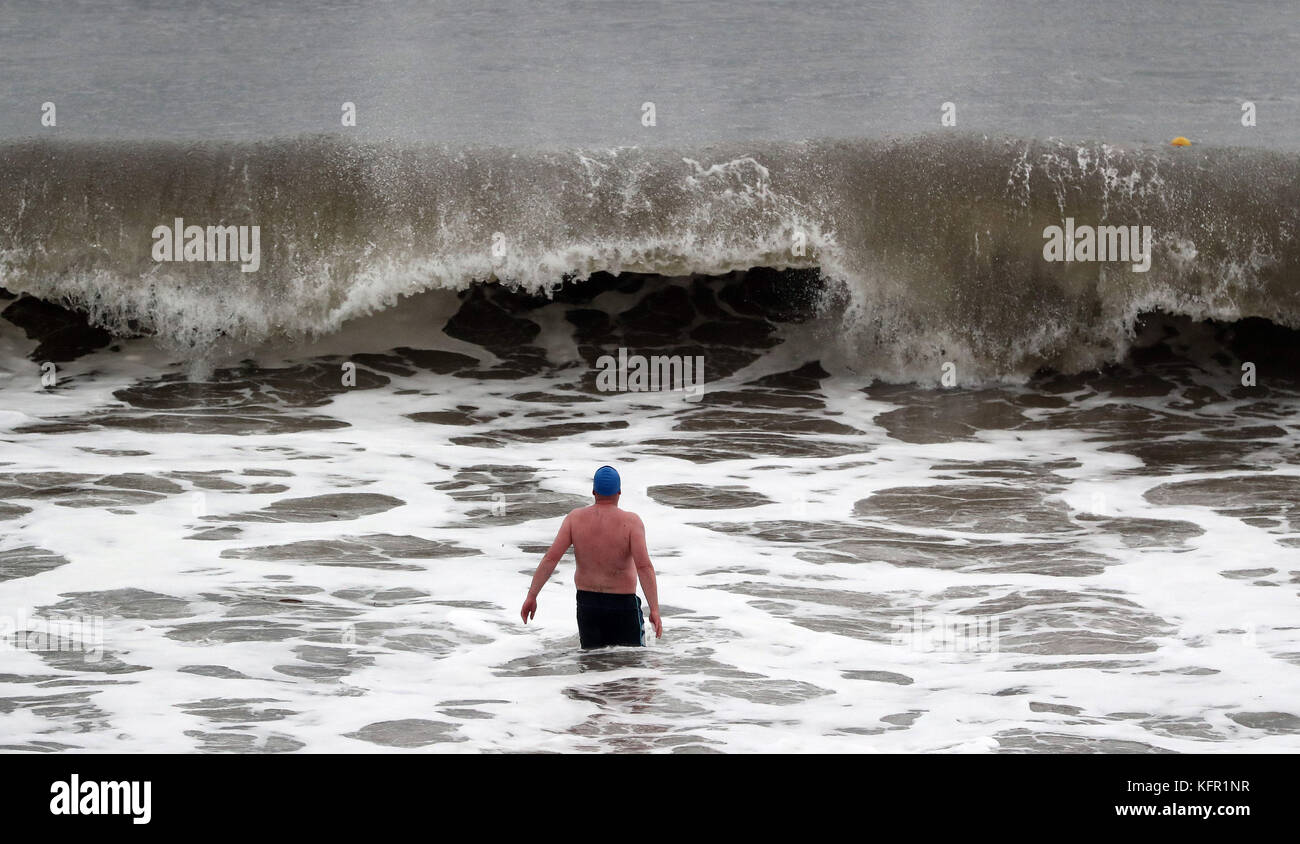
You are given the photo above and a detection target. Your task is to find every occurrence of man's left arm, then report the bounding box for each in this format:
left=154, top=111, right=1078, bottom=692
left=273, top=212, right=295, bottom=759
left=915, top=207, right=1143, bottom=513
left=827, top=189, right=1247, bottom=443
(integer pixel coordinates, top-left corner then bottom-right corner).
left=630, top=514, right=662, bottom=638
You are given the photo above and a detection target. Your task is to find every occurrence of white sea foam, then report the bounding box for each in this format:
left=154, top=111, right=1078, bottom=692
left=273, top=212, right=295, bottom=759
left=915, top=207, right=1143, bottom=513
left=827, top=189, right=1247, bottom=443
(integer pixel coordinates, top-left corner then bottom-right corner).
left=2, top=298, right=1298, bottom=752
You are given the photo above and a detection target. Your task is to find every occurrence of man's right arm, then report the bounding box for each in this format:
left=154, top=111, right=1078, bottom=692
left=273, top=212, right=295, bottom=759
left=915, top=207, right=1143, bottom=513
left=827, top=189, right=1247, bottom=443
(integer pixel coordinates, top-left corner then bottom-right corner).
left=521, top=513, right=573, bottom=623
left=630, top=514, right=662, bottom=638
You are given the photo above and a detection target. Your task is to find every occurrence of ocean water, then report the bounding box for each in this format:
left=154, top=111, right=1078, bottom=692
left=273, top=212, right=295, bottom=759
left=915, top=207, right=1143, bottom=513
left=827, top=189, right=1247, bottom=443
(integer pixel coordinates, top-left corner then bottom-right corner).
left=2, top=1, right=1299, bottom=753
left=2, top=0, right=1298, bottom=149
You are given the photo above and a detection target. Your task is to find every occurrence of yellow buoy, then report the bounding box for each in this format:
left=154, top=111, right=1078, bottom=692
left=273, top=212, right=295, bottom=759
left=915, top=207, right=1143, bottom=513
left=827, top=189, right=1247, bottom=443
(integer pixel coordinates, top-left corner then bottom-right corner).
left=1171, top=136, right=1191, bottom=147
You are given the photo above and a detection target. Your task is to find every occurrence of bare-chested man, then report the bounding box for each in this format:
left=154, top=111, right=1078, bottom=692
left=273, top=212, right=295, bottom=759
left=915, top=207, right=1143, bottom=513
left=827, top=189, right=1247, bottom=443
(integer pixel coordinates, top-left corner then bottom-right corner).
left=520, top=465, right=663, bottom=648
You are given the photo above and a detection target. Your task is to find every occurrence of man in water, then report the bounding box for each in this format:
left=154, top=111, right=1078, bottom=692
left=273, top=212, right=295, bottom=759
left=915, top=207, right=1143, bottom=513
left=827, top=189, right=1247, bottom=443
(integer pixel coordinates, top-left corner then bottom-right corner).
left=520, top=465, right=663, bottom=648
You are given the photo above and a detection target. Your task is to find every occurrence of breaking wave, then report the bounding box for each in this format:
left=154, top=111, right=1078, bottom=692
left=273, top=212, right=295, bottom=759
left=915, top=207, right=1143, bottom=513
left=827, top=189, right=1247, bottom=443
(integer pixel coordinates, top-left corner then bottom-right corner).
left=0, top=133, right=1296, bottom=380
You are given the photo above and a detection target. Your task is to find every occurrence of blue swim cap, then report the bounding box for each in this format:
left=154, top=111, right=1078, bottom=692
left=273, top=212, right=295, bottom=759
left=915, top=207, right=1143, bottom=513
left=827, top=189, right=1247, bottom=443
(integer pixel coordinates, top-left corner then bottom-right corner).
left=593, top=465, right=621, bottom=496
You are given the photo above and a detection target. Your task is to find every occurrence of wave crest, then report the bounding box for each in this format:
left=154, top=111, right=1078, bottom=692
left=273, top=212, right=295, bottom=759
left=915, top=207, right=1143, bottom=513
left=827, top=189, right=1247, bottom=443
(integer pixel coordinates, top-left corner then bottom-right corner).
left=0, top=134, right=1296, bottom=378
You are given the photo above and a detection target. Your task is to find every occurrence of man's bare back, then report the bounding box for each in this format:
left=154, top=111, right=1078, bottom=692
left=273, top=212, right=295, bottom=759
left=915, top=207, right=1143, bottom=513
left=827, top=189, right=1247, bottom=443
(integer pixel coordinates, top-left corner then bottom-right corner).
left=562, top=504, right=644, bottom=592
left=520, top=466, right=662, bottom=646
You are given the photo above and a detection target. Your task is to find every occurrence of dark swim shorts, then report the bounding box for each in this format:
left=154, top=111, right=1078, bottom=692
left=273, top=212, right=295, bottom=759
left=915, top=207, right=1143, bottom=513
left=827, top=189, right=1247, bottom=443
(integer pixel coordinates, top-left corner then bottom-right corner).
left=576, top=590, right=646, bottom=649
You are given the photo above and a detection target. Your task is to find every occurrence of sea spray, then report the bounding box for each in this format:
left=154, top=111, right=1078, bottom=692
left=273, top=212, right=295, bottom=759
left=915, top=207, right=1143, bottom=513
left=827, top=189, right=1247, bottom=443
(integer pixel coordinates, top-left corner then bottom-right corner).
left=0, top=134, right=1296, bottom=379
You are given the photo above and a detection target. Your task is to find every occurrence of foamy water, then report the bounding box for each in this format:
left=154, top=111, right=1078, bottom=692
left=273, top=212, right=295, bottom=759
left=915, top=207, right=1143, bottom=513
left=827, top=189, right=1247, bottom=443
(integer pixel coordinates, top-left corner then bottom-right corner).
left=3, top=280, right=1299, bottom=753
